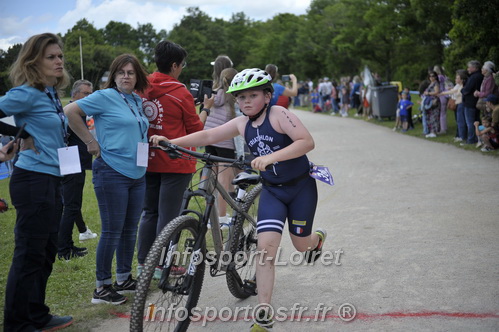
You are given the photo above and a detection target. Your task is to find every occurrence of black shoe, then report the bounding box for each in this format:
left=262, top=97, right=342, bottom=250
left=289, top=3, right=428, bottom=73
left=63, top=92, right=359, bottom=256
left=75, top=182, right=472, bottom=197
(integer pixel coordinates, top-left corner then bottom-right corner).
left=41, top=315, right=73, bottom=331
left=91, top=284, right=127, bottom=305
left=58, top=248, right=88, bottom=261
left=113, top=274, right=137, bottom=294
left=72, top=245, right=88, bottom=252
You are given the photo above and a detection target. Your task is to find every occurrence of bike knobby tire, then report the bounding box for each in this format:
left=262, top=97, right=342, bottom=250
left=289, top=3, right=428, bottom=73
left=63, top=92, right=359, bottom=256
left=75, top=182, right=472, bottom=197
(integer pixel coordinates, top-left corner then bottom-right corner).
left=226, top=183, right=261, bottom=299
left=130, top=215, right=206, bottom=332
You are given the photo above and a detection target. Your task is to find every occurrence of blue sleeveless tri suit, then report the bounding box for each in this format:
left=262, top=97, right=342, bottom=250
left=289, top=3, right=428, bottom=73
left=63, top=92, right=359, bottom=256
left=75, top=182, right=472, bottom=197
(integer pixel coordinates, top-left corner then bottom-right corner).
left=244, top=107, right=318, bottom=236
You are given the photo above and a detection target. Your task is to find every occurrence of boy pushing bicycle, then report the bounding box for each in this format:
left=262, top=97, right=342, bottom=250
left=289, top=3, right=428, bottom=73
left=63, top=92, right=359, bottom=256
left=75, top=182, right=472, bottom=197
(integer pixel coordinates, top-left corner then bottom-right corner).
left=150, top=68, right=327, bottom=332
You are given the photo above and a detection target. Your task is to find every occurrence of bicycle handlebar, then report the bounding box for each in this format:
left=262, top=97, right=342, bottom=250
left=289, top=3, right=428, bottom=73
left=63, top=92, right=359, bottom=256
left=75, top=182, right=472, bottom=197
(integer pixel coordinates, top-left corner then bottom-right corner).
left=157, top=141, right=252, bottom=168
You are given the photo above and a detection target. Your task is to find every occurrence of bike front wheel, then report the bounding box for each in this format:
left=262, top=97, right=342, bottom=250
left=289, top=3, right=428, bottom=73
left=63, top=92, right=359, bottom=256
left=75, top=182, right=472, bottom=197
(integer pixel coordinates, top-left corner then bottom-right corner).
left=130, top=215, right=206, bottom=332
left=226, top=183, right=261, bottom=299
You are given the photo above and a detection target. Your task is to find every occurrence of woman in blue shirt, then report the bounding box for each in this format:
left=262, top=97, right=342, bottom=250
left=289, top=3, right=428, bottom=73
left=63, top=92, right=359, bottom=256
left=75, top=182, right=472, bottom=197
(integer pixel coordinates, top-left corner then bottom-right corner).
left=264, top=64, right=298, bottom=108
left=65, top=54, right=150, bottom=305
left=0, top=33, right=74, bottom=332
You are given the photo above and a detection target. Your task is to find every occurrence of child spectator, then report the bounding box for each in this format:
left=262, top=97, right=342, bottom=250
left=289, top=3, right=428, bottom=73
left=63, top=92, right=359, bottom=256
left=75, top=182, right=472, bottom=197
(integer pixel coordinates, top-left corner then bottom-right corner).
left=310, top=88, right=321, bottom=112
left=485, top=94, right=499, bottom=123
left=474, top=115, right=497, bottom=152
left=403, top=87, right=414, bottom=129
left=396, top=91, right=414, bottom=132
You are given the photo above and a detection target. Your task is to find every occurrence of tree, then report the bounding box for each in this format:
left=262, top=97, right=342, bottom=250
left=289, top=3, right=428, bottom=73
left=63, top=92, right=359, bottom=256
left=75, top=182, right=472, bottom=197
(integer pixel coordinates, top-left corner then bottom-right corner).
left=168, top=7, right=227, bottom=82
left=0, top=44, right=22, bottom=94
left=137, top=23, right=162, bottom=66
left=62, top=19, right=136, bottom=91
left=225, top=12, right=255, bottom=68
left=445, top=0, right=499, bottom=74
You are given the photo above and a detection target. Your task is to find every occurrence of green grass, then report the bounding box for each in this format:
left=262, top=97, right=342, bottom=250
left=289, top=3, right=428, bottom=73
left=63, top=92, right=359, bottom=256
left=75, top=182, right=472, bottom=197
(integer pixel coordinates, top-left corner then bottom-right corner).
left=295, top=97, right=498, bottom=157
left=0, top=172, right=120, bottom=331
left=0, top=99, right=209, bottom=330
left=0, top=156, right=233, bottom=331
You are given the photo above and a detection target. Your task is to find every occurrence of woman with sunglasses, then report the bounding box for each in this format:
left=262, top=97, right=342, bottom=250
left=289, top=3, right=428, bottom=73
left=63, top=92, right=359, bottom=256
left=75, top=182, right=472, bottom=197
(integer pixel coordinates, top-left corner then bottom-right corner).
left=423, top=71, right=441, bottom=138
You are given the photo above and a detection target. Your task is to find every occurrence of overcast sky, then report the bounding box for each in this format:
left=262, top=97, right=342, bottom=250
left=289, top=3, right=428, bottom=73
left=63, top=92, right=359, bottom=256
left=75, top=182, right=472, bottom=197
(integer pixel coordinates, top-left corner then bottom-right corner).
left=0, top=0, right=313, bottom=50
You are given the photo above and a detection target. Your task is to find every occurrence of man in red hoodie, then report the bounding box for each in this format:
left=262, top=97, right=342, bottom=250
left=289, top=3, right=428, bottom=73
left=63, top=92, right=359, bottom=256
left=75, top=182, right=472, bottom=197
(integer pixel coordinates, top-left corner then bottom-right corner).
left=137, top=40, right=213, bottom=277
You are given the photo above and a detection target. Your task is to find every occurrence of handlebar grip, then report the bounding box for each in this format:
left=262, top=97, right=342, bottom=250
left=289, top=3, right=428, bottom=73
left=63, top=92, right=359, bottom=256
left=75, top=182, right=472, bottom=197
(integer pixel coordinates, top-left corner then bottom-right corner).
left=158, top=140, right=170, bottom=149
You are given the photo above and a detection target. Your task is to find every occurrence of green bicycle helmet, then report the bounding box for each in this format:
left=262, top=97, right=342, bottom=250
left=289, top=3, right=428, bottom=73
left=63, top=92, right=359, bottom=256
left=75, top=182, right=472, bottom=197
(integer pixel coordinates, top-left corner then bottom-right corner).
left=227, top=68, right=274, bottom=94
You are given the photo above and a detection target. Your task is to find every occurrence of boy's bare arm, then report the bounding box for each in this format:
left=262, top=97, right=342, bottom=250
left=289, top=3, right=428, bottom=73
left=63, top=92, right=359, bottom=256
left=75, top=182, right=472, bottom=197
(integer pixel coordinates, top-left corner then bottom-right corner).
left=252, top=107, right=314, bottom=171
left=170, top=117, right=241, bottom=148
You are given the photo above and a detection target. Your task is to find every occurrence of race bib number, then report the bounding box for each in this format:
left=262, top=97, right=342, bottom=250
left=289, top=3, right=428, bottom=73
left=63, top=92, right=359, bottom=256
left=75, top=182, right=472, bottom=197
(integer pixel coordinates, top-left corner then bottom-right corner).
left=310, top=164, right=334, bottom=186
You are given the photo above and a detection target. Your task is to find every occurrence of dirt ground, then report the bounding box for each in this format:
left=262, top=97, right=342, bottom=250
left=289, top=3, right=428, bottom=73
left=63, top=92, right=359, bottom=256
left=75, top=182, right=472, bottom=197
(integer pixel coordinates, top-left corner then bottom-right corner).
left=92, top=109, right=499, bottom=332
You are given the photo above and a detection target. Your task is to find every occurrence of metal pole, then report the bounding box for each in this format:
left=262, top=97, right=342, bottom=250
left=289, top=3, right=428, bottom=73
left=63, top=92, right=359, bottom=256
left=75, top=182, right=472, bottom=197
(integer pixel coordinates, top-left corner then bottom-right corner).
left=79, top=36, right=84, bottom=80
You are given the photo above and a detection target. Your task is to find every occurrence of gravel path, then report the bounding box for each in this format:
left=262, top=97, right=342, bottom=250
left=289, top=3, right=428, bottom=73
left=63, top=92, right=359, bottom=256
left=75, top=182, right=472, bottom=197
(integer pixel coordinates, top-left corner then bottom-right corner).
left=93, top=109, right=499, bottom=332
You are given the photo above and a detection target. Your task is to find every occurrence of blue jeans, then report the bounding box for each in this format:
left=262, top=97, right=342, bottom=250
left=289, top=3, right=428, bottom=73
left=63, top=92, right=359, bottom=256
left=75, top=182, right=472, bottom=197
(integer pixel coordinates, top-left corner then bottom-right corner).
left=421, top=107, right=429, bottom=135
left=92, top=158, right=145, bottom=287
left=332, top=98, right=340, bottom=113
left=464, top=106, right=478, bottom=144
left=456, top=103, right=467, bottom=141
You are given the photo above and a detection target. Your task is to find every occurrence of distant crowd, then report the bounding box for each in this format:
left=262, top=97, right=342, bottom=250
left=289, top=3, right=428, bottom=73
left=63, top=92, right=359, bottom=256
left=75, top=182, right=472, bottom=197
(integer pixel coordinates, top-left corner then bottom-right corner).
left=282, top=61, right=499, bottom=152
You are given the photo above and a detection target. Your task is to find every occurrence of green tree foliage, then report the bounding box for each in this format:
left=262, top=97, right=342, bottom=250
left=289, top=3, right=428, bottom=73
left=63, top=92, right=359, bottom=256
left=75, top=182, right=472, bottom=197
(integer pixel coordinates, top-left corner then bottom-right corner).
left=445, top=0, right=499, bottom=74
left=0, top=1, right=495, bottom=95
left=167, top=7, right=230, bottom=81
left=0, top=44, right=22, bottom=93
left=137, top=23, right=163, bottom=66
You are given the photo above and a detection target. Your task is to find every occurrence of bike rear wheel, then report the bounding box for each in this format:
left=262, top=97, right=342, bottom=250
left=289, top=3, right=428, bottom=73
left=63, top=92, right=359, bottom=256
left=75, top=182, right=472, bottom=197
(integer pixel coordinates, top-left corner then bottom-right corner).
left=226, top=183, right=261, bottom=299
left=130, top=215, right=206, bottom=332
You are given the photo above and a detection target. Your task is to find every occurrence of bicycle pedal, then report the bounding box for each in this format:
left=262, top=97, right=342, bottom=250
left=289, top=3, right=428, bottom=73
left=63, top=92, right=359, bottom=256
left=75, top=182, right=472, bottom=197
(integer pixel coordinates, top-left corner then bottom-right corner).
left=242, top=279, right=257, bottom=296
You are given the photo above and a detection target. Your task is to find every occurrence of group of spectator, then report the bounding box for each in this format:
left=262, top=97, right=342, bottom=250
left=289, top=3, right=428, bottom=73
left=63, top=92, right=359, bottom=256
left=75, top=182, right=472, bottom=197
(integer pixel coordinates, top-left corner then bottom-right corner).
left=290, top=60, right=499, bottom=152
left=302, top=75, right=365, bottom=118
left=0, top=33, right=218, bottom=331
left=0, top=31, right=328, bottom=332
left=419, top=60, right=499, bottom=151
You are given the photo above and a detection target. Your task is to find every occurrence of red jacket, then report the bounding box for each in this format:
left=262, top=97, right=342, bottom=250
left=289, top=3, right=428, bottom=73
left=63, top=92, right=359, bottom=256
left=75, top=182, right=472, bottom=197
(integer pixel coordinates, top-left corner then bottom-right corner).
left=140, top=72, right=204, bottom=173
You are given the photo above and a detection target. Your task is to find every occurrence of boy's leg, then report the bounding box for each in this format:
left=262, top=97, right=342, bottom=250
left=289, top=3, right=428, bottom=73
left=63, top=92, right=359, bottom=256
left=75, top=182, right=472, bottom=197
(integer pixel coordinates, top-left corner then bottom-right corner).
left=290, top=233, right=320, bottom=252
left=255, top=231, right=282, bottom=306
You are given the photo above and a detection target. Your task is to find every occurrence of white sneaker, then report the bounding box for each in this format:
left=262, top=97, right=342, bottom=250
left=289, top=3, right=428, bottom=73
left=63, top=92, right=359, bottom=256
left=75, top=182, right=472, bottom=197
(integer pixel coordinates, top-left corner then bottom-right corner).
left=453, top=137, right=463, bottom=142
left=79, top=228, right=98, bottom=241
left=425, top=133, right=437, bottom=138
left=219, top=215, right=231, bottom=230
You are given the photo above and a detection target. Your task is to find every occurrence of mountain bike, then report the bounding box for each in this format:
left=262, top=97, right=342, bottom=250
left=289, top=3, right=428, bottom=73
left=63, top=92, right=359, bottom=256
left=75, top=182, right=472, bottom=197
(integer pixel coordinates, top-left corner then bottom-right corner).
left=130, top=141, right=262, bottom=332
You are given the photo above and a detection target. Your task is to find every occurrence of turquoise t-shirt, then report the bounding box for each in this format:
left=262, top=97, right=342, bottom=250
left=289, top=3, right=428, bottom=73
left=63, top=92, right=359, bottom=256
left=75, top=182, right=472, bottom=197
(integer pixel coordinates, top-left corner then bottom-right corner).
left=76, top=88, right=149, bottom=179
left=0, top=85, right=66, bottom=176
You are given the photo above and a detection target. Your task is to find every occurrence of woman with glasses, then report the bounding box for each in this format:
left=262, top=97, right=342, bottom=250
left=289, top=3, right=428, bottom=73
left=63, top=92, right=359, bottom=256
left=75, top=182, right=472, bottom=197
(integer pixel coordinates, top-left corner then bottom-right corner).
left=423, top=71, right=441, bottom=138
left=65, top=53, right=150, bottom=305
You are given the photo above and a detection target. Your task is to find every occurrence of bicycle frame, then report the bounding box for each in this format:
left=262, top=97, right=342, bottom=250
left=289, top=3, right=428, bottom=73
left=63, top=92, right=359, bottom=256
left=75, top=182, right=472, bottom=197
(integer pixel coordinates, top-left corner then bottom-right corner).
left=176, top=162, right=257, bottom=271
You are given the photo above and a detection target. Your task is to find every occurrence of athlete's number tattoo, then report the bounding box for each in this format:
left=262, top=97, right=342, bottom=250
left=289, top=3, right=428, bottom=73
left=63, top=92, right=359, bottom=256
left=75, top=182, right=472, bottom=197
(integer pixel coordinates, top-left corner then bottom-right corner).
left=282, top=110, right=297, bottom=128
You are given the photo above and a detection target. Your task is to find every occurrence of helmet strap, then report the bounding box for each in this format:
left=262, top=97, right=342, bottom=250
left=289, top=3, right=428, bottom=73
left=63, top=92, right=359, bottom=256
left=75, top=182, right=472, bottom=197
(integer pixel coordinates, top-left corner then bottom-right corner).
left=247, top=103, right=268, bottom=122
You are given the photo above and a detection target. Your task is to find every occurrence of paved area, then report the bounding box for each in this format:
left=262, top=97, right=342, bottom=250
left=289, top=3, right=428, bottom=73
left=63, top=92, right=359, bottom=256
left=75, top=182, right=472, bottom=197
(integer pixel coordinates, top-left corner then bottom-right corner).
left=94, top=109, right=499, bottom=331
